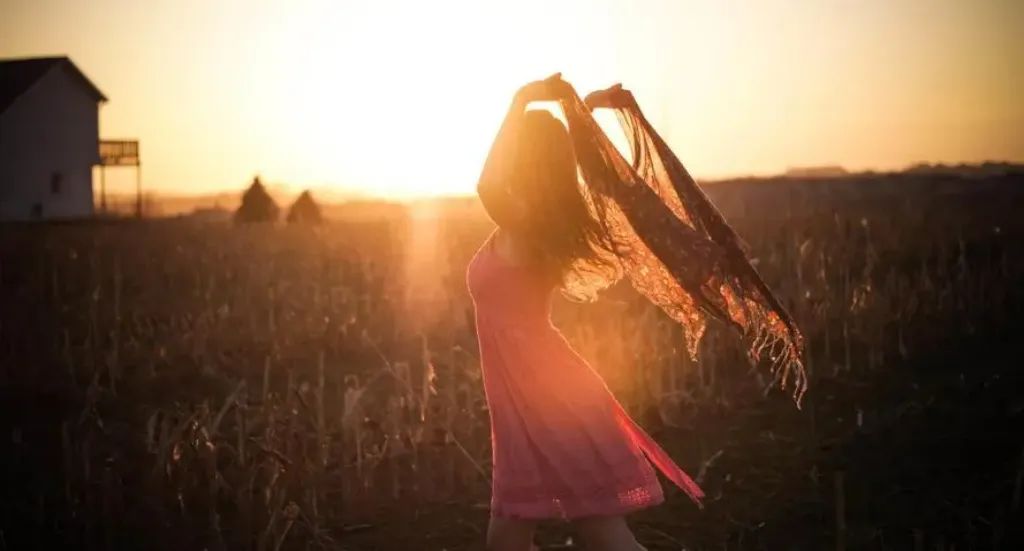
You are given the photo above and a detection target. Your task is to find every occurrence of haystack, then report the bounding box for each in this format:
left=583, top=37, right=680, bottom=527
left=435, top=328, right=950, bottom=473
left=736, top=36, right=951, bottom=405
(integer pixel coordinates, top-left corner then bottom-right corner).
left=234, top=176, right=279, bottom=224
left=286, top=190, right=323, bottom=224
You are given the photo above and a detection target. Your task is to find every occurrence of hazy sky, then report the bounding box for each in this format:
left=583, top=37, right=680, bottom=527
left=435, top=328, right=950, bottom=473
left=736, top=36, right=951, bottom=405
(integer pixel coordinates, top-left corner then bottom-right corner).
left=2, top=0, right=1022, bottom=198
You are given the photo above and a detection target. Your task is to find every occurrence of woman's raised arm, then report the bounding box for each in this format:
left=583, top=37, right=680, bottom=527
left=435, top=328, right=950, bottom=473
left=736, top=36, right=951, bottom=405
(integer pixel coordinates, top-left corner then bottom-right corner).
left=476, top=92, right=529, bottom=230
left=477, top=74, right=568, bottom=231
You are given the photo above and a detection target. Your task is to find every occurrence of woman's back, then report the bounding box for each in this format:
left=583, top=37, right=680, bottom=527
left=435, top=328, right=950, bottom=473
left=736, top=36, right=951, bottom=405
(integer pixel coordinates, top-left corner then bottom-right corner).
left=467, top=231, right=556, bottom=331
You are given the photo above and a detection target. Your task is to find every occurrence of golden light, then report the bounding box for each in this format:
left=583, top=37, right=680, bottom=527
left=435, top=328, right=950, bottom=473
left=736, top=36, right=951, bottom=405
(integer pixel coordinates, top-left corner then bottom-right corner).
left=253, top=0, right=631, bottom=200
left=8, top=0, right=1017, bottom=198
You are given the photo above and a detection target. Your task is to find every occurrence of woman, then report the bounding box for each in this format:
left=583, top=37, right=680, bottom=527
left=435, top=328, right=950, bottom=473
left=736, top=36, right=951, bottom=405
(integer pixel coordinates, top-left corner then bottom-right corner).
left=468, top=75, right=804, bottom=551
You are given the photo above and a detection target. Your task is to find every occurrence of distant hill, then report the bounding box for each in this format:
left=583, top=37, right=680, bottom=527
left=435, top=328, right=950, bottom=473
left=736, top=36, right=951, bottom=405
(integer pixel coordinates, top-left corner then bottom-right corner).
left=902, top=161, right=1024, bottom=178
left=784, top=165, right=849, bottom=178
left=700, top=161, right=1024, bottom=221
left=100, top=161, right=1023, bottom=222
left=712, top=162, right=1024, bottom=185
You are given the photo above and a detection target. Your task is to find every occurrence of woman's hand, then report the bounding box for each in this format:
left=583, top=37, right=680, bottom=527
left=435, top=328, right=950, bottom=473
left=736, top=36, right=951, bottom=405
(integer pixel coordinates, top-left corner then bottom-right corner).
left=584, top=83, right=631, bottom=109
left=514, top=72, right=573, bottom=105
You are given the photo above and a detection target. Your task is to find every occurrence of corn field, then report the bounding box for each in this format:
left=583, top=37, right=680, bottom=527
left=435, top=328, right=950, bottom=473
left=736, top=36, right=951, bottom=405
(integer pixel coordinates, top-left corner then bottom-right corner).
left=1, top=176, right=1022, bottom=550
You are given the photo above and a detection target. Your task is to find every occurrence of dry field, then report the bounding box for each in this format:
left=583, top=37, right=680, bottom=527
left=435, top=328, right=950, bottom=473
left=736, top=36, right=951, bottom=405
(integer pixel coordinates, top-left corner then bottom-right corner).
left=1, top=173, right=1022, bottom=550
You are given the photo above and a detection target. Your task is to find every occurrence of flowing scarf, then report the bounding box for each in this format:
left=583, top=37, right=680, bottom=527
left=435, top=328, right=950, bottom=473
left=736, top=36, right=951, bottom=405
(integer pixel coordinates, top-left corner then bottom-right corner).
left=553, top=83, right=807, bottom=405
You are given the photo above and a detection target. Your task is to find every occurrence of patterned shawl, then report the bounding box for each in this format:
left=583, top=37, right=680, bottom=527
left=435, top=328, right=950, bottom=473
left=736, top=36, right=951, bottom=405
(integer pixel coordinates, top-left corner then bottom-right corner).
left=553, top=83, right=807, bottom=405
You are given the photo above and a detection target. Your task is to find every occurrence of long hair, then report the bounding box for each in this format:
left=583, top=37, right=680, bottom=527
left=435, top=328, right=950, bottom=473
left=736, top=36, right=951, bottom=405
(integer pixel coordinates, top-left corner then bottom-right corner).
left=510, top=110, right=620, bottom=297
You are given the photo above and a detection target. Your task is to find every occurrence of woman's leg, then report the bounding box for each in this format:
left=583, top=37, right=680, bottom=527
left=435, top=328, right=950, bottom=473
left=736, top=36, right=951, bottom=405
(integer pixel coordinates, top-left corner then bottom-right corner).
left=572, top=515, right=647, bottom=551
left=486, top=515, right=538, bottom=551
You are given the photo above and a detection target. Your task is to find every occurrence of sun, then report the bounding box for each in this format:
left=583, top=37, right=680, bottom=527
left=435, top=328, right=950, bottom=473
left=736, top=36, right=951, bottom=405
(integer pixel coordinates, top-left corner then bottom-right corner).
left=256, top=0, right=629, bottom=200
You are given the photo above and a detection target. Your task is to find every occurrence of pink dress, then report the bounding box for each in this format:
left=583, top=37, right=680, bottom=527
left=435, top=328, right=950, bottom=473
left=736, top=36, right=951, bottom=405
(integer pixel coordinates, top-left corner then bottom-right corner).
left=466, top=230, right=704, bottom=520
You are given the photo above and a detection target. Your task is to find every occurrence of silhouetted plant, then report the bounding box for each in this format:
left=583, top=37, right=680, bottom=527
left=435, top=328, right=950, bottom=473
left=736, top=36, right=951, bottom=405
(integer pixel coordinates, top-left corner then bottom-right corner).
left=286, top=190, right=323, bottom=224
left=234, top=176, right=279, bottom=224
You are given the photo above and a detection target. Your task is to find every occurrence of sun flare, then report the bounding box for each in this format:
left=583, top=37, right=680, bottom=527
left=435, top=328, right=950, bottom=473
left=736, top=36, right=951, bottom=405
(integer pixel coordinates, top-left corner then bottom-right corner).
left=252, top=0, right=634, bottom=199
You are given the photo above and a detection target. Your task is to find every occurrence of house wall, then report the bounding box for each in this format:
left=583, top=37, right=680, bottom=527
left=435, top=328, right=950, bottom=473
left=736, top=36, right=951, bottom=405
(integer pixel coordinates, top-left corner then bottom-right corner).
left=0, top=62, right=99, bottom=220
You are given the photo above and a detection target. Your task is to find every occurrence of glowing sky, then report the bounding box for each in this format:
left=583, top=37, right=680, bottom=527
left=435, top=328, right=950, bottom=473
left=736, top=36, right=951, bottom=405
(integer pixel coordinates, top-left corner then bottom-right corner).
left=2, top=0, right=1022, bottom=198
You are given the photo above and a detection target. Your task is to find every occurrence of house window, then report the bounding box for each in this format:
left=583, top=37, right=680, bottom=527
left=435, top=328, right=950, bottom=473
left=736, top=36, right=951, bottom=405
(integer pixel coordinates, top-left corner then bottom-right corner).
left=50, top=172, right=63, bottom=194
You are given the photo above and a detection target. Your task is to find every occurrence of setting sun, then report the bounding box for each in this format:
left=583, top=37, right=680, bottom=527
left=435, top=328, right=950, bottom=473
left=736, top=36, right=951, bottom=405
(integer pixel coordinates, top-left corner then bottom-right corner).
left=258, top=0, right=629, bottom=198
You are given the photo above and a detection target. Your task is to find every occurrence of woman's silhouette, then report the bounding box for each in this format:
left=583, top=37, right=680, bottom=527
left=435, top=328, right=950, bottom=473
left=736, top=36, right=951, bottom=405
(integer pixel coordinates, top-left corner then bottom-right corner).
left=469, top=74, right=804, bottom=551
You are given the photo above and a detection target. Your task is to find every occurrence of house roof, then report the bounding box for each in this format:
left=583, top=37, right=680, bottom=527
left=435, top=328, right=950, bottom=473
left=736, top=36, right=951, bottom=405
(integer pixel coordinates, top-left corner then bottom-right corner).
left=0, top=56, right=107, bottom=114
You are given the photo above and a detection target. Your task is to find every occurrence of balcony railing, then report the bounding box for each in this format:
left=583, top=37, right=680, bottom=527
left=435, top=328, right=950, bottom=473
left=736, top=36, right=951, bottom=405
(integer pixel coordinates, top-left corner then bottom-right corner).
left=99, top=140, right=140, bottom=166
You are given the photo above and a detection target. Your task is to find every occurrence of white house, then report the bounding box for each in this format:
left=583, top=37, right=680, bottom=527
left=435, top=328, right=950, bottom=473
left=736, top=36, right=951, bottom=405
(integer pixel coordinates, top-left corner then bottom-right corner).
left=0, top=56, right=106, bottom=220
